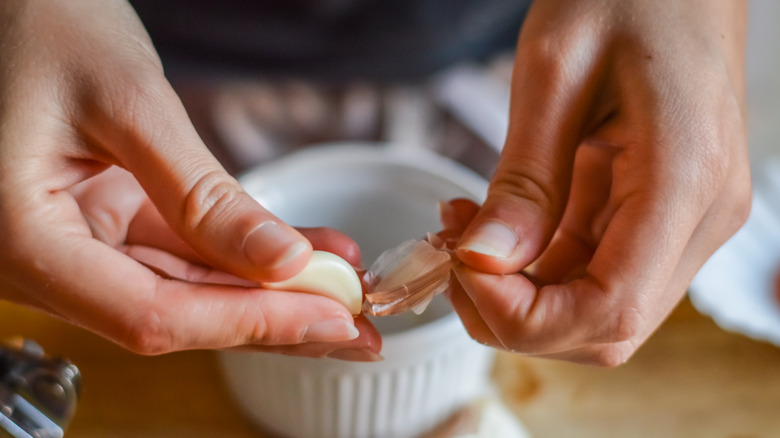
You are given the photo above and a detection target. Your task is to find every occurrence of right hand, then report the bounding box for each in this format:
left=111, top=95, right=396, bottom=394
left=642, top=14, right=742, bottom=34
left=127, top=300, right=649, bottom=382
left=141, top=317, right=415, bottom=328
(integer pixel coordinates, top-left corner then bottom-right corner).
left=445, top=0, right=749, bottom=366
left=0, top=0, right=379, bottom=360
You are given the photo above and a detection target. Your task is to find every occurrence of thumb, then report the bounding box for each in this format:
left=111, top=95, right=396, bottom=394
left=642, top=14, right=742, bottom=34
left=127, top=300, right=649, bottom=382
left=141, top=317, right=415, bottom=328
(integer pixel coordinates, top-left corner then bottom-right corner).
left=456, top=158, right=571, bottom=275
left=455, top=39, right=595, bottom=274
left=85, top=71, right=310, bottom=282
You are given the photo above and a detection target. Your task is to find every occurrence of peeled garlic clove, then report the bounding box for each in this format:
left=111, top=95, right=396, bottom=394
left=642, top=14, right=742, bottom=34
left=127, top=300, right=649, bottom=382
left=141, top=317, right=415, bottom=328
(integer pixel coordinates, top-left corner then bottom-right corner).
left=264, top=251, right=363, bottom=315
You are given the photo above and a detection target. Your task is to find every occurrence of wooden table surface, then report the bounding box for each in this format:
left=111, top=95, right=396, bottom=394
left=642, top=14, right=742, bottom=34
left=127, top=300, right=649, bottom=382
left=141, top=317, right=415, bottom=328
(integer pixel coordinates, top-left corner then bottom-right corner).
left=1, top=296, right=779, bottom=438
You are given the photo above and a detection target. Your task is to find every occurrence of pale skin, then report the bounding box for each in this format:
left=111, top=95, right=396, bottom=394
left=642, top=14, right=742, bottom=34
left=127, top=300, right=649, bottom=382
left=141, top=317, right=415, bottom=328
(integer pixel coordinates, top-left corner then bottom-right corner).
left=0, top=0, right=750, bottom=365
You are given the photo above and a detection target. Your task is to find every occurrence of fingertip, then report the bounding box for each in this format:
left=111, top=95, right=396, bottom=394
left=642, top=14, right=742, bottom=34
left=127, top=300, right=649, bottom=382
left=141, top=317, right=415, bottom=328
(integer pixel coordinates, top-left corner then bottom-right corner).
left=447, top=267, right=503, bottom=348
left=297, top=227, right=362, bottom=267
left=439, top=198, right=480, bottom=232
left=353, top=313, right=383, bottom=351
left=327, top=348, right=384, bottom=362
left=302, top=319, right=359, bottom=343
left=450, top=264, right=494, bottom=310
left=459, top=219, right=518, bottom=257
left=438, top=200, right=456, bottom=229
left=275, top=240, right=312, bottom=269
left=456, top=219, right=525, bottom=274
left=452, top=263, right=537, bottom=316
left=448, top=198, right=481, bottom=221
left=243, top=221, right=312, bottom=281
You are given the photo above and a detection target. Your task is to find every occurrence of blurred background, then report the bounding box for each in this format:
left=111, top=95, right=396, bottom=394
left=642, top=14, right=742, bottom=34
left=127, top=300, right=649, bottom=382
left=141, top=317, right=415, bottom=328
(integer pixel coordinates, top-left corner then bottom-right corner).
left=2, top=0, right=780, bottom=437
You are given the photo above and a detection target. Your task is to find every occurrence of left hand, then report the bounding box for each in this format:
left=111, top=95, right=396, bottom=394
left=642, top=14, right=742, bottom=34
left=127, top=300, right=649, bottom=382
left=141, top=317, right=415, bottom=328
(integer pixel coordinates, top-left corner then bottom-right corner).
left=0, top=0, right=377, bottom=359
left=448, top=0, right=750, bottom=366
left=70, top=166, right=382, bottom=361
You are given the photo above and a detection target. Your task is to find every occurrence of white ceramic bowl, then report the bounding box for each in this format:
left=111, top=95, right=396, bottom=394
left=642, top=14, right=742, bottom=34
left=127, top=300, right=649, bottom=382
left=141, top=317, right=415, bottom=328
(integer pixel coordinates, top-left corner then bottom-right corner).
left=218, top=143, right=496, bottom=438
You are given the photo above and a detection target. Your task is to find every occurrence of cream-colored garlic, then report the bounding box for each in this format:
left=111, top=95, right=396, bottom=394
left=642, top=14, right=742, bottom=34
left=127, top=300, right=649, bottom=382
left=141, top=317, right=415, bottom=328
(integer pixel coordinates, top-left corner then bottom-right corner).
left=264, top=251, right=362, bottom=315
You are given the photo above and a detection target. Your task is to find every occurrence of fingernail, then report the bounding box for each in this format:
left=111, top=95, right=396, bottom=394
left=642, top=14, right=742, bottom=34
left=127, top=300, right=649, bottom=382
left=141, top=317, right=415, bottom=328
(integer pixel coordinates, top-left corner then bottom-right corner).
left=274, top=241, right=310, bottom=268
left=303, top=320, right=360, bottom=343
left=458, top=220, right=518, bottom=259
left=244, top=221, right=309, bottom=268
left=327, top=348, right=384, bottom=362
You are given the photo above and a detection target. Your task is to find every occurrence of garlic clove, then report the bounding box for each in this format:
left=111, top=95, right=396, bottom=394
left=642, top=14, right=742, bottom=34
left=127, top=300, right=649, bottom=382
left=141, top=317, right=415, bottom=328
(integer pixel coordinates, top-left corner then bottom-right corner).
left=264, top=251, right=363, bottom=315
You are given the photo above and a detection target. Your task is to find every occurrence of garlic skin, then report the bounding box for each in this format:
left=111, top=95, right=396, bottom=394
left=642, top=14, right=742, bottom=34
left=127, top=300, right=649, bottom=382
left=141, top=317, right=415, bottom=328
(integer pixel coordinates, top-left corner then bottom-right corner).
left=363, top=239, right=453, bottom=316
left=264, top=251, right=363, bottom=315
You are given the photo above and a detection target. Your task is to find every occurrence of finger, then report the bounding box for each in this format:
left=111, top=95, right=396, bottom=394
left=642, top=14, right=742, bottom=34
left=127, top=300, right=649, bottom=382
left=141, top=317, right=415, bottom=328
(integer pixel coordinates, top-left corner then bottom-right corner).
left=127, top=217, right=362, bottom=275
left=452, top=266, right=559, bottom=354
left=531, top=340, right=639, bottom=367
left=75, top=170, right=361, bottom=277
left=8, top=188, right=357, bottom=353
left=451, top=263, right=643, bottom=366
left=70, top=166, right=148, bottom=247
left=72, top=166, right=203, bottom=265
left=454, top=160, right=723, bottom=357
left=439, top=198, right=480, bottom=233
left=31, top=237, right=357, bottom=354
left=455, top=23, right=608, bottom=274
left=122, top=244, right=256, bottom=287
left=452, top=149, right=747, bottom=364
left=243, top=315, right=384, bottom=362
left=127, top=199, right=202, bottom=262
left=531, top=143, right=616, bottom=285
left=72, top=166, right=203, bottom=266
left=297, top=227, right=362, bottom=267
left=453, top=264, right=641, bottom=355
left=451, top=269, right=638, bottom=367
left=436, top=198, right=481, bottom=246
left=80, top=67, right=310, bottom=282
left=455, top=160, right=745, bottom=357
left=446, top=275, right=504, bottom=349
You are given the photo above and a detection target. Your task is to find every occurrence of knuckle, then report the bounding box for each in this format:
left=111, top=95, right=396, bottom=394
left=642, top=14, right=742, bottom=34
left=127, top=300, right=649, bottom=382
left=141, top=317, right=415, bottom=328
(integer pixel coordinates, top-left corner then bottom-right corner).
left=182, top=170, right=244, bottom=235
left=466, top=328, right=500, bottom=351
left=118, top=306, right=173, bottom=356
left=491, top=164, right=560, bottom=216
left=81, top=207, right=123, bottom=246
left=590, top=343, right=635, bottom=368
left=604, top=306, right=643, bottom=344
left=229, top=294, right=279, bottom=346
left=691, top=136, right=737, bottom=197
left=515, top=27, right=597, bottom=98
left=493, top=164, right=552, bottom=204
left=243, top=305, right=273, bottom=345
left=696, top=149, right=751, bottom=240
left=730, top=191, right=752, bottom=232
left=723, top=176, right=752, bottom=236
left=516, top=35, right=569, bottom=84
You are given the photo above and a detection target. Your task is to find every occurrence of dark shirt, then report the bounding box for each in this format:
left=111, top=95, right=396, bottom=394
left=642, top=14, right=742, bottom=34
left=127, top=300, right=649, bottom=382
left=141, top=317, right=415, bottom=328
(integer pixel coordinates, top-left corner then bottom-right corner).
left=129, top=0, right=531, bottom=81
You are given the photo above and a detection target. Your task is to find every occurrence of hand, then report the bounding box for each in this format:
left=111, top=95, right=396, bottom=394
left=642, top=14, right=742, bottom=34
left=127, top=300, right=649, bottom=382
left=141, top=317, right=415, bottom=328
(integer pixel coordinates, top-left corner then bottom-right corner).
left=0, top=0, right=379, bottom=359
left=449, top=0, right=750, bottom=365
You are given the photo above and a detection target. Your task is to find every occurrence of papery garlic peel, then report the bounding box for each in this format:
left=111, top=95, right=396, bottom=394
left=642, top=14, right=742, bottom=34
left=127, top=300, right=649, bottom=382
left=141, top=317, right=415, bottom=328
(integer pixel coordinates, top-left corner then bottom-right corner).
left=264, top=251, right=363, bottom=315
left=362, top=239, right=453, bottom=316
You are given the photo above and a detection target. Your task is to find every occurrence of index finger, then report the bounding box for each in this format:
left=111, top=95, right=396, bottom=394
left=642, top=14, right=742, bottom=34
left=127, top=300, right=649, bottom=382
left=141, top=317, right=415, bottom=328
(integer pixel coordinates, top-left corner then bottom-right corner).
left=14, top=225, right=358, bottom=354
left=452, top=172, right=731, bottom=358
